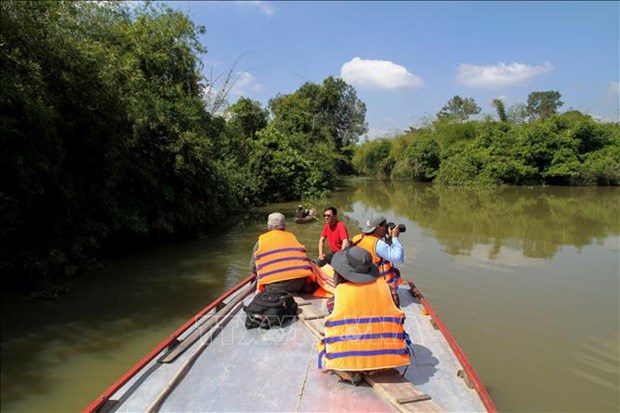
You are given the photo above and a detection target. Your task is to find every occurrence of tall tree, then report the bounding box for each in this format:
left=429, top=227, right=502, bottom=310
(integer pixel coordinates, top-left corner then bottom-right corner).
left=527, top=90, right=564, bottom=120
left=269, top=77, right=368, bottom=150
left=226, top=97, right=268, bottom=140
left=492, top=98, right=508, bottom=122
left=316, top=76, right=368, bottom=149
left=437, top=96, right=481, bottom=122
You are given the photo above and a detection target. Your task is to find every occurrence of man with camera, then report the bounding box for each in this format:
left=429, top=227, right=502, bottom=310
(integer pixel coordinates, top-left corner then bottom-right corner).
left=351, top=214, right=405, bottom=305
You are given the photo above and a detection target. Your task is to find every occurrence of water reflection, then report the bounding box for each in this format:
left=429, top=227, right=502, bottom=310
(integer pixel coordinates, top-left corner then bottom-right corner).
left=350, top=180, right=619, bottom=259
left=1, top=180, right=618, bottom=413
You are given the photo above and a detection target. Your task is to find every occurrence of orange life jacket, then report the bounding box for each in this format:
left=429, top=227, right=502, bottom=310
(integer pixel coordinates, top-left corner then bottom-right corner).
left=351, top=233, right=401, bottom=290
left=318, top=277, right=410, bottom=371
left=310, top=261, right=336, bottom=298
left=255, top=230, right=312, bottom=292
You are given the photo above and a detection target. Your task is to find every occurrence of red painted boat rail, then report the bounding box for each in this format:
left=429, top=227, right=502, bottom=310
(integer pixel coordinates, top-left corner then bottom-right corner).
left=407, top=279, right=498, bottom=413
left=83, top=273, right=256, bottom=413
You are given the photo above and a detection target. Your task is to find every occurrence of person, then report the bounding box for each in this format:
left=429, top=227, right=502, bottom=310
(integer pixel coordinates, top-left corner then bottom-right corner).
left=317, top=207, right=349, bottom=266
left=317, top=247, right=410, bottom=382
left=351, top=214, right=404, bottom=305
left=295, top=205, right=311, bottom=219
left=249, top=212, right=313, bottom=293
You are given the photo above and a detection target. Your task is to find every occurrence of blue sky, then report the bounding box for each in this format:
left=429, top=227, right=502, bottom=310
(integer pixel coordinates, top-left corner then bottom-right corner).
left=166, top=1, right=619, bottom=139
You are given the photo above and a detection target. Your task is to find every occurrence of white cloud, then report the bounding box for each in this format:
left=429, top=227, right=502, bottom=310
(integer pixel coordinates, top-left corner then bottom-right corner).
left=236, top=1, right=274, bottom=16
left=456, top=62, right=553, bottom=88
left=231, top=71, right=264, bottom=96
left=340, top=57, right=424, bottom=91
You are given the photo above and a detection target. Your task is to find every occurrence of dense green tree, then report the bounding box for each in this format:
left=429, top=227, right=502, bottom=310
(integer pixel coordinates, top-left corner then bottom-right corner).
left=247, top=125, right=333, bottom=202
left=352, top=139, right=393, bottom=178
left=317, top=76, right=368, bottom=149
left=0, top=1, right=232, bottom=292
left=269, top=77, right=367, bottom=150
left=226, top=98, right=268, bottom=140
left=437, top=96, right=481, bottom=122
left=391, top=137, right=441, bottom=181
left=527, top=90, right=564, bottom=120
left=353, top=108, right=619, bottom=187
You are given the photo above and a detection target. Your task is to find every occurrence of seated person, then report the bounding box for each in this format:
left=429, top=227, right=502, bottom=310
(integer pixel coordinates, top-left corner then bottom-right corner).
left=317, top=207, right=349, bottom=266
left=295, top=205, right=311, bottom=219
left=351, top=214, right=404, bottom=305
left=318, top=247, right=410, bottom=383
left=249, top=212, right=313, bottom=293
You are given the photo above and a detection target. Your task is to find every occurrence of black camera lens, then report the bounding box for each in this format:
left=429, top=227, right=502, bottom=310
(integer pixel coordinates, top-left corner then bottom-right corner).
left=387, top=222, right=406, bottom=232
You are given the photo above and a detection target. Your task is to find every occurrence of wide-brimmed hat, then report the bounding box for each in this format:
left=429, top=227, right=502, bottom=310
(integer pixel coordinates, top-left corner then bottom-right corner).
left=331, top=247, right=379, bottom=284
left=362, top=214, right=387, bottom=234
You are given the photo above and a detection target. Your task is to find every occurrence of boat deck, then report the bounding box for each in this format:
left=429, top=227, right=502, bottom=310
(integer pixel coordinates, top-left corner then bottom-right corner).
left=101, top=284, right=486, bottom=412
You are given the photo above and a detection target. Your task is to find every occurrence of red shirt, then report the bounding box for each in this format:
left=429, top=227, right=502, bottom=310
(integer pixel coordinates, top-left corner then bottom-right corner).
left=321, top=221, right=349, bottom=253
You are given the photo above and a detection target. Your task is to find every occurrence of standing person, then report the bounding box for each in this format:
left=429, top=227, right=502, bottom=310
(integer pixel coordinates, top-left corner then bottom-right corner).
left=249, top=212, right=313, bottom=293
left=317, top=207, right=350, bottom=266
left=318, top=247, right=410, bottom=383
left=351, top=214, right=404, bottom=305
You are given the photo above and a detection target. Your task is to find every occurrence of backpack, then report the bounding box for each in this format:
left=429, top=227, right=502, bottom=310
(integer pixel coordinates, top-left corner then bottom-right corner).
left=243, top=288, right=298, bottom=329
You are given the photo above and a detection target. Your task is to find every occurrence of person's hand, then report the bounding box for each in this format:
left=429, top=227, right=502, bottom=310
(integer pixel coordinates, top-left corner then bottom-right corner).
left=318, top=253, right=325, bottom=260
left=390, top=225, right=401, bottom=238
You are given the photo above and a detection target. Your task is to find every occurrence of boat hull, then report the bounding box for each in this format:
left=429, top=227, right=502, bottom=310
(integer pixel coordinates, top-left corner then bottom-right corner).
left=85, top=275, right=496, bottom=413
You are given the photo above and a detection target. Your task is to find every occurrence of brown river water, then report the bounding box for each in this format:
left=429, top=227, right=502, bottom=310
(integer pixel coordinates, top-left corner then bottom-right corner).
left=1, top=179, right=619, bottom=412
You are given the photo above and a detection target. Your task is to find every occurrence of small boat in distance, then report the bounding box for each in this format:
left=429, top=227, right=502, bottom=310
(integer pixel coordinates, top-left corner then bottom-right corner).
left=294, top=215, right=317, bottom=224
left=294, top=207, right=318, bottom=224
left=84, top=266, right=497, bottom=413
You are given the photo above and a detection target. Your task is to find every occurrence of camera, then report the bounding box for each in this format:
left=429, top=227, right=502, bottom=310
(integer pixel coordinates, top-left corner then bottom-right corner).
left=386, top=222, right=406, bottom=233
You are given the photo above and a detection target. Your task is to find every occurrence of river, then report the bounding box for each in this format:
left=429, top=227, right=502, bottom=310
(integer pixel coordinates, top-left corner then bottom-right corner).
left=1, top=179, right=619, bottom=412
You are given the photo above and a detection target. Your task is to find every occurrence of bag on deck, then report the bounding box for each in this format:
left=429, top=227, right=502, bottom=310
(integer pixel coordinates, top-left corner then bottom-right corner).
left=243, top=288, right=298, bottom=329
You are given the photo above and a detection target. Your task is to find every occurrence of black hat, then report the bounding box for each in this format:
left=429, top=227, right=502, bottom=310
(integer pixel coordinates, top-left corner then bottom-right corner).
left=331, top=247, right=380, bottom=284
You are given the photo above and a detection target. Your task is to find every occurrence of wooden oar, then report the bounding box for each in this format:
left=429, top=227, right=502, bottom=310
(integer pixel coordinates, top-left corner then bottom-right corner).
left=146, top=283, right=255, bottom=412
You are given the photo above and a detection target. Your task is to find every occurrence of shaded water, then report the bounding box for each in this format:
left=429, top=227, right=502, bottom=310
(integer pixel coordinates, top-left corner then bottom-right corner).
left=1, top=179, right=619, bottom=412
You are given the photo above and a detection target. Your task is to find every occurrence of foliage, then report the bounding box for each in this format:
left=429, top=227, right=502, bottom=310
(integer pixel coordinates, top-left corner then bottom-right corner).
left=391, top=136, right=441, bottom=181
left=352, top=109, right=620, bottom=188
left=436, top=95, right=481, bottom=122
left=527, top=90, right=564, bottom=120
left=270, top=76, right=369, bottom=150
left=247, top=125, right=334, bottom=202
left=226, top=97, right=268, bottom=140
left=1, top=1, right=368, bottom=293
left=492, top=98, right=508, bottom=122
left=506, top=103, right=529, bottom=124
left=352, top=139, right=393, bottom=178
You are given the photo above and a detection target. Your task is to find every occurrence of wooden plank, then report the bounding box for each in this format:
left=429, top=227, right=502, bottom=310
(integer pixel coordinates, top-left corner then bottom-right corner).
left=397, top=394, right=432, bottom=404
left=296, top=298, right=326, bottom=336
left=146, top=297, right=248, bottom=413
left=158, top=284, right=254, bottom=363
left=364, top=369, right=444, bottom=412
left=293, top=294, right=445, bottom=413
left=299, top=312, right=328, bottom=321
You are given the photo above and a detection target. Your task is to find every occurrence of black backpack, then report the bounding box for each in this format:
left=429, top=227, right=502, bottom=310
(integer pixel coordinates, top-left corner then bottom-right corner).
left=243, top=288, right=298, bottom=329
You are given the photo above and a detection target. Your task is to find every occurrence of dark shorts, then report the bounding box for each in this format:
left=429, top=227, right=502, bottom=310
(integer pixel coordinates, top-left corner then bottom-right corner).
left=265, top=277, right=307, bottom=294
left=316, top=251, right=336, bottom=267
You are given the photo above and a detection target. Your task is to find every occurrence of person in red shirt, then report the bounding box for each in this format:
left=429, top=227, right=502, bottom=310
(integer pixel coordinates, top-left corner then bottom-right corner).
left=317, top=207, right=350, bottom=266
